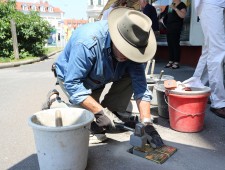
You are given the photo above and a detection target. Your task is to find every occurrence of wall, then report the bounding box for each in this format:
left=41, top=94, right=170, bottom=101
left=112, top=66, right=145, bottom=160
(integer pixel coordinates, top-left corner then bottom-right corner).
left=155, top=46, right=202, bottom=67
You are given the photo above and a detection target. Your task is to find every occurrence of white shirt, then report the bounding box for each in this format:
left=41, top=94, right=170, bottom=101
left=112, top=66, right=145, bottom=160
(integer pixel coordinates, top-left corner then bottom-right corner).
left=195, top=0, right=225, bottom=12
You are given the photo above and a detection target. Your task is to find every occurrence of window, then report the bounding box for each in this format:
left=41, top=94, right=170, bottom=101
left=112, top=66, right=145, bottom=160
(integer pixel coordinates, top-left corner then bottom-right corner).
left=31, top=5, right=36, bottom=11
left=22, top=4, right=28, bottom=11
left=48, top=6, right=53, bottom=12
left=90, top=0, right=93, bottom=5
left=98, top=0, right=101, bottom=5
left=40, top=6, right=45, bottom=12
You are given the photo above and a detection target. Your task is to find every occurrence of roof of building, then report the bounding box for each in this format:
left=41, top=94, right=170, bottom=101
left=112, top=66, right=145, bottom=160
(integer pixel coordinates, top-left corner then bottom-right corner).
left=16, top=0, right=64, bottom=13
left=63, top=19, right=88, bottom=28
left=64, top=19, right=88, bottom=25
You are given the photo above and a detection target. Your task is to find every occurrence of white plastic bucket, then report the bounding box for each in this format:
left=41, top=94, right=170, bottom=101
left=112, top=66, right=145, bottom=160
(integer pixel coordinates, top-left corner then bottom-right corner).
left=28, top=108, right=94, bottom=170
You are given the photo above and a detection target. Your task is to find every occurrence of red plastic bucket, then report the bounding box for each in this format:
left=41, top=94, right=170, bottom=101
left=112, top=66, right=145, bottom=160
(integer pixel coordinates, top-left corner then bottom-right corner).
left=166, top=87, right=210, bottom=132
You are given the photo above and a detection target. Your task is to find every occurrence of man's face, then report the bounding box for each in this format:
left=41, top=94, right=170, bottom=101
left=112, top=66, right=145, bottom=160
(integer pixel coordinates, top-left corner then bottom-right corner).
left=112, top=43, right=128, bottom=62
left=139, top=0, right=145, bottom=9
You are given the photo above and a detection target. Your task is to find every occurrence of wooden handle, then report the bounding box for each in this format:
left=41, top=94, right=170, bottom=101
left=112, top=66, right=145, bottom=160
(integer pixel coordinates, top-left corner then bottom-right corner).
left=55, top=110, right=63, bottom=127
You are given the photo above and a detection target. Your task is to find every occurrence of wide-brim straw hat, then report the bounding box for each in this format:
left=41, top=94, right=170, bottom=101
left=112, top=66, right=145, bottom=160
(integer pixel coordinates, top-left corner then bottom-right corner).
left=108, top=7, right=156, bottom=63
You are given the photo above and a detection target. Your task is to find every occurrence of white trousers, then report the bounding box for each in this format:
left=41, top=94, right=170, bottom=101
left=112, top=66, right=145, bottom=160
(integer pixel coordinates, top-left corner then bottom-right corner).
left=193, top=3, right=225, bottom=108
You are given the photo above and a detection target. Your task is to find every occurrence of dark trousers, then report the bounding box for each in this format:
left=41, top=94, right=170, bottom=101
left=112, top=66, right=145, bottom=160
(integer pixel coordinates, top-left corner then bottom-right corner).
left=166, top=32, right=181, bottom=62
left=57, top=76, right=133, bottom=113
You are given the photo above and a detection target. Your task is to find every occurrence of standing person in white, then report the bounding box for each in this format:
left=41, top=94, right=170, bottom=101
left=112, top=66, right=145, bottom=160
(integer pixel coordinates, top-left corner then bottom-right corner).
left=193, top=0, right=225, bottom=118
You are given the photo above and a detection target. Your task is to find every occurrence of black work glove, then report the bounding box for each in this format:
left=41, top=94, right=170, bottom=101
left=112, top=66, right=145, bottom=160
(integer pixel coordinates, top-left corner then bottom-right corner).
left=90, top=110, right=113, bottom=134
left=144, top=124, right=164, bottom=148
left=94, top=108, right=124, bottom=133
left=94, top=110, right=113, bottom=128
left=90, top=121, right=105, bottom=134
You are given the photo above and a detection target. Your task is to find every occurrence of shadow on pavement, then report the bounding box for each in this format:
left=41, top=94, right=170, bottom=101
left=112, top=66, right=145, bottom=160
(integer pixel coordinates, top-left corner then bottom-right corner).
left=8, top=154, right=39, bottom=170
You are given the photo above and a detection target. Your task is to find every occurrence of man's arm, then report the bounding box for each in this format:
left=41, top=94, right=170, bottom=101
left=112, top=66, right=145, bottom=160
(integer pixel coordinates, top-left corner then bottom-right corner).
left=159, top=5, right=168, bottom=19
left=170, top=4, right=187, bottom=18
left=80, top=96, right=103, bottom=114
left=136, top=99, right=151, bottom=122
left=136, top=99, right=164, bottom=148
left=126, top=61, right=152, bottom=122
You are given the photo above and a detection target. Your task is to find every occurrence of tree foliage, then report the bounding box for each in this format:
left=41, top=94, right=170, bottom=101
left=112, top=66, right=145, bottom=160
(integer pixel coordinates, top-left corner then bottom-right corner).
left=0, top=0, right=52, bottom=59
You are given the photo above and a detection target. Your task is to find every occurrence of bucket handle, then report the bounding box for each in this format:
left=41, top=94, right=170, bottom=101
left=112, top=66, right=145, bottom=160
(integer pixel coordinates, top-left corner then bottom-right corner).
left=164, top=94, right=204, bottom=117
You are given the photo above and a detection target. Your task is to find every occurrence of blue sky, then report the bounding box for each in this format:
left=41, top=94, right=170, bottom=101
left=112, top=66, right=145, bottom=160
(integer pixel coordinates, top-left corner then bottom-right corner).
left=48, top=0, right=88, bottom=19
left=17, top=0, right=88, bottom=19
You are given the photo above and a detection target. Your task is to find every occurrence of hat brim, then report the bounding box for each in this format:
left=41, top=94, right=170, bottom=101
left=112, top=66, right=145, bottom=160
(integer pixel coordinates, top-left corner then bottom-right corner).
left=108, top=8, right=157, bottom=63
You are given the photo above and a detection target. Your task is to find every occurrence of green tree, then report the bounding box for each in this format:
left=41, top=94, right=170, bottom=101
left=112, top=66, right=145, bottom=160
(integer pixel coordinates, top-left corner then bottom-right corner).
left=0, top=0, right=52, bottom=59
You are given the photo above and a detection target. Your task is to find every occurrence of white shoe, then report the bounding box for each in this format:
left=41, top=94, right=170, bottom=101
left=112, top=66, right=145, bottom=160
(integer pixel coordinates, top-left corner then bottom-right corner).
left=89, top=133, right=107, bottom=144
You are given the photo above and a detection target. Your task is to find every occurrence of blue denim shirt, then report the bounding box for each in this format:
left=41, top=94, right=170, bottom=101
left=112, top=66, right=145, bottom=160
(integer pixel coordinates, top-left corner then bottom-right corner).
left=55, top=20, right=151, bottom=104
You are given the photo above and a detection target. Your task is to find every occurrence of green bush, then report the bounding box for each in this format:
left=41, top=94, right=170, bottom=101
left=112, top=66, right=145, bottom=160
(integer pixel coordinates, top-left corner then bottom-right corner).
left=0, top=0, right=52, bottom=59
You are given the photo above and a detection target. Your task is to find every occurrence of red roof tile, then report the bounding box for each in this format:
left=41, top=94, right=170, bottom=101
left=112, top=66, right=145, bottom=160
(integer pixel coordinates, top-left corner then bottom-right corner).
left=63, top=19, right=88, bottom=28
left=16, top=1, right=64, bottom=13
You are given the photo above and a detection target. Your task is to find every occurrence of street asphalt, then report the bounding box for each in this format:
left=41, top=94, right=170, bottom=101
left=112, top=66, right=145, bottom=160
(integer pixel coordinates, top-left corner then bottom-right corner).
left=0, top=52, right=225, bottom=170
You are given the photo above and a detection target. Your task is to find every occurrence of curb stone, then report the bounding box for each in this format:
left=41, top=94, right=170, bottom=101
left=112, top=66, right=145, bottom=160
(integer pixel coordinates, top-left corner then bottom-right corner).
left=0, top=50, right=62, bottom=69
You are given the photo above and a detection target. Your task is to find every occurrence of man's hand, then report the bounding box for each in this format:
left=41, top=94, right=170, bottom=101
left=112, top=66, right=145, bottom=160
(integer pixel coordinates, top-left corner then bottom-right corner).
left=144, top=124, right=164, bottom=148
left=94, top=108, right=123, bottom=130
left=90, top=109, right=115, bottom=134
left=94, top=109, right=114, bottom=128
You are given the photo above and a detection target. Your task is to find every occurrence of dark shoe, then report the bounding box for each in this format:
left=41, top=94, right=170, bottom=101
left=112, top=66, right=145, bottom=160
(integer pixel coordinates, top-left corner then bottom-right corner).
left=210, top=107, right=225, bottom=119
left=123, top=115, right=139, bottom=129
left=164, top=61, right=173, bottom=68
left=171, top=62, right=180, bottom=69
left=41, top=89, right=60, bottom=110
left=113, top=111, right=135, bottom=122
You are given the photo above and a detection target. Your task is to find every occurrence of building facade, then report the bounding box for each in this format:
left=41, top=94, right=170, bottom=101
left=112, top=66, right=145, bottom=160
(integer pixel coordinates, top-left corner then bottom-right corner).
left=16, top=1, right=64, bottom=28
left=16, top=1, right=88, bottom=47
left=63, top=19, right=88, bottom=41
left=16, top=0, right=65, bottom=46
left=86, top=0, right=108, bottom=22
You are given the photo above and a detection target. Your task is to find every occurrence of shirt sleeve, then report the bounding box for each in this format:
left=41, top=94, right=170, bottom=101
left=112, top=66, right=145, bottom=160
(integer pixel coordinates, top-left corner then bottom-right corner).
left=150, top=7, right=159, bottom=31
left=127, top=62, right=152, bottom=102
left=63, top=43, right=94, bottom=104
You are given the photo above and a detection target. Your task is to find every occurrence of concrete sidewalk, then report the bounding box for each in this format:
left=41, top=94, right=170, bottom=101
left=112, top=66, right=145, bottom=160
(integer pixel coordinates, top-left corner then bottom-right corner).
left=1, top=55, right=225, bottom=170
